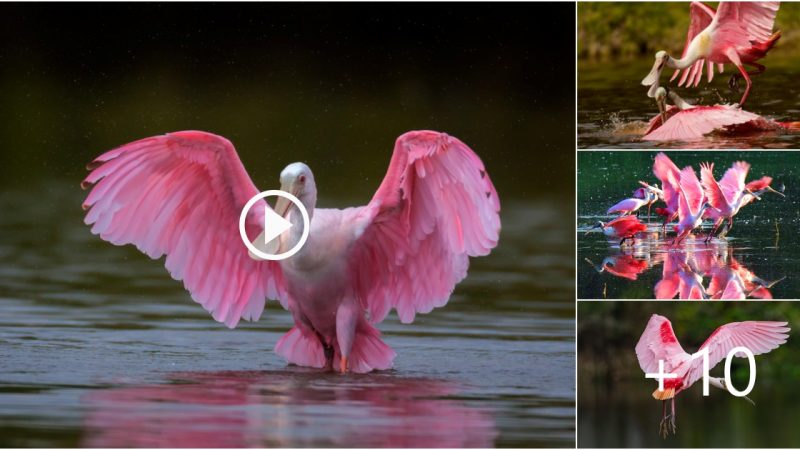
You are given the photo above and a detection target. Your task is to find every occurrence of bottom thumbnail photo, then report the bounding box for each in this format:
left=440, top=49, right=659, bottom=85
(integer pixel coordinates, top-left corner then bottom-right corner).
left=578, top=302, right=800, bottom=448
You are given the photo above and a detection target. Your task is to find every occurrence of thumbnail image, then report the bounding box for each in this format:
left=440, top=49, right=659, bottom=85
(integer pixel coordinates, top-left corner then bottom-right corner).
left=578, top=301, right=800, bottom=448
left=578, top=151, right=797, bottom=299
left=578, top=2, right=800, bottom=148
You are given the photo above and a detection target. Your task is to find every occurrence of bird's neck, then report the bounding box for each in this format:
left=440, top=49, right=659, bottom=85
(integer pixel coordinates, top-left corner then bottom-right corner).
left=667, top=55, right=695, bottom=70
left=281, top=196, right=315, bottom=253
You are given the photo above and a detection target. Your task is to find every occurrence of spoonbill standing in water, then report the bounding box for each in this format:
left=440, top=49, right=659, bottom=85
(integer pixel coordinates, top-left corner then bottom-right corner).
left=649, top=152, right=681, bottom=232
left=81, top=130, right=501, bottom=373
left=700, top=161, right=751, bottom=241
left=641, top=2, right=781, bottom=106
left=674, top=166, right=712, bottom=245
left=636, top=314, right=789, bottom=437
left=607, top=188, right=658, bottom=217
left=585, top=216, right=647, bottom=246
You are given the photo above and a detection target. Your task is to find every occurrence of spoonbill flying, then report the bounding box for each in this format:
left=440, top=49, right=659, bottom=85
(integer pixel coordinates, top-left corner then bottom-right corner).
left=643, top=88, right=800, bottom=141
left=641, top=2, right=781, bottom=106
left=81, top=130, right=501, bottom=373
left=636, top=314, right=789, bottom=436
left=607, top=188, right=658, bottom=216
left=674, top=166, right=712, bottom=245
left=585, top=216, right=648, bottom=246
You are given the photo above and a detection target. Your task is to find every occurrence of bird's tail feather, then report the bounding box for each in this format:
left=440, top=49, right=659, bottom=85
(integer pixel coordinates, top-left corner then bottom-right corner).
left=274, top=326, right=327, bottom=369
left=652, top=388, right=676, bottom=400
left=336, top=322, right=396, bottom=373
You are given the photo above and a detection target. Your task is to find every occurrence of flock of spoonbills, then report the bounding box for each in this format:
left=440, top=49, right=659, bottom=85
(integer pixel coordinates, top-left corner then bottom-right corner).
left=640, top=2, right=800, bottom=141
left=586, top=152, right=785, bottom=246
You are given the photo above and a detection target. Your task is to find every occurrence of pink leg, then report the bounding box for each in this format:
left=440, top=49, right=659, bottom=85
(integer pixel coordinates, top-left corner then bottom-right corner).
left=726, top=48, right=751, bottom=106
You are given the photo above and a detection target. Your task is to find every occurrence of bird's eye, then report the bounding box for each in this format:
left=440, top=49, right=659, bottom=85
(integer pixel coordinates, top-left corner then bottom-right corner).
left=298, top=175, right=306, bottom=183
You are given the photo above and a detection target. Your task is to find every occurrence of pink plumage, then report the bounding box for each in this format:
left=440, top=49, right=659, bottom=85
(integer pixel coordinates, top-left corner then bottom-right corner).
left=82, top=129, right=501, bottom=373
left=674, top=165, right=708, bottom=243
left=642, top=105, right=777, bottom=141
left=636, top=314, right=789, bottom=394
left=652, top=153, right=681, bottom=226
left=647, top=1, right=781, bottom=106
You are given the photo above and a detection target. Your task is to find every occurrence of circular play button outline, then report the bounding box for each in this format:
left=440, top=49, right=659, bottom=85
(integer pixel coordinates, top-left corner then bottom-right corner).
left=239, top=190, right=310, bottom=261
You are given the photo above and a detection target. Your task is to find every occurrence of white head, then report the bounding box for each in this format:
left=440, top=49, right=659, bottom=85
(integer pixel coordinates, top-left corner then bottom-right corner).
left=275, top=162, right=317, bottom=218
left=643, top=51, right=669, bottom=97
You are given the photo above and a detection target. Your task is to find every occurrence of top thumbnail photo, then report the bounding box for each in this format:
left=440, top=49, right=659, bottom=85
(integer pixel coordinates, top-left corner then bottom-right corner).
left=578, top=2, right=800, bottom=149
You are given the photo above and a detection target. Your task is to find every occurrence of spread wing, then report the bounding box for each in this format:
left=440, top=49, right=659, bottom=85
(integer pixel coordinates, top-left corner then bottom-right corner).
left=653, top=152, right=682, bottom=214
left=678, top=165, right=704, bottom=218
left=643, top=105, right=763, bottom=141
left=636, top=314, right=690, bottom=374
left=347, top=131, right=500, bottom=324
left=82, top=131, right=286, bottom=328
left=672, top=2, right=718, bottom=86
left=718, top=161, right=750, bottom=206
left=683, top=320, right=789, bottom=388
left=713, top=2, right=780, bottom=48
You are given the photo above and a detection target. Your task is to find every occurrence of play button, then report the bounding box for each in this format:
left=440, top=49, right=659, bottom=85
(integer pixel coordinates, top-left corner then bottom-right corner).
left=262, top=207, right=293, bottom=245
left=238, top=190, right=310, bottom=261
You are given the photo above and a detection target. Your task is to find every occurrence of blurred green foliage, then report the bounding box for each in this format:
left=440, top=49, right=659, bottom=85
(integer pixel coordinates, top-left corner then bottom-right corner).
left=578, top=302, right=800, bottom=387
left=578, top=2, right=800, bottom=60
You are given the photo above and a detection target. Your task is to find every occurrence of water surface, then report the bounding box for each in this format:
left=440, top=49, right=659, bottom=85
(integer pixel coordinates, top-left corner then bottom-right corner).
left=0, top=181, right=575, bottom=447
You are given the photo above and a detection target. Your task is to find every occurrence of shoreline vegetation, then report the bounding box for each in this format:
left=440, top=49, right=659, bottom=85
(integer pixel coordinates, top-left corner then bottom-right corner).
left=578, top=2, right=800, bottom=61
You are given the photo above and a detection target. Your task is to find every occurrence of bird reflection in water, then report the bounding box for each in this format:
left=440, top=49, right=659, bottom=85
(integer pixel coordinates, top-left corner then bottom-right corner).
left=81, top=370, right=497, bottom=448
left=585, top=236, right=784, bottom=299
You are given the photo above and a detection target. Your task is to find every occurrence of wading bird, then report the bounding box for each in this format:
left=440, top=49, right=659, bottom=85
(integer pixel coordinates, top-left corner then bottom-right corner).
left=700, top=161, right=751, bottom=241
left=607, top=188, right=658, bottom=216
left=82, top=130, right=501, bottom=373
left=643, top=88, right=800, bottom=141
left=674, top=166, right=712, bottom=245
left=641, top=2, right=781, bottom=106
left=636, top=314, right=789, bottom=437
left=649, top=152, right=682, bottom=232
left=585, top=216, right=648, bottom=246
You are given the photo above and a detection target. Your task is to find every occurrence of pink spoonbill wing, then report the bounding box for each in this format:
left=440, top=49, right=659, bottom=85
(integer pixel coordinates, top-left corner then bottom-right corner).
left=82, top=131, right=286, bottom=328
left=635, top=314, right=690, bottom=376
left=643, top=105, right=767, bottom=141
left=672, top=2, right=717, bottom=86
left=348, top=131, right=501, bottom=324
left=713, top=2, right=780, bottom=49
left=682, top=319, right=789, bottom=387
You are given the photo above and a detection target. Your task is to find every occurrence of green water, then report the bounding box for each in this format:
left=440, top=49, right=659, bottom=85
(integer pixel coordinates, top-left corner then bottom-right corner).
left=577, top=151, right=800, bottom=299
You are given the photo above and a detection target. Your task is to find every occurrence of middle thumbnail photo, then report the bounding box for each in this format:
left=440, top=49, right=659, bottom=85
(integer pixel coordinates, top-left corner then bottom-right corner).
left=578, top=151, right=798, bottom=300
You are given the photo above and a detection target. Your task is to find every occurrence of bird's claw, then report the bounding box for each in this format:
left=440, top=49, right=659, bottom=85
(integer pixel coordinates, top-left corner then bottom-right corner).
left=339, top=356, right=348, bottom=374
left=659, top=415, right=677, bottom=438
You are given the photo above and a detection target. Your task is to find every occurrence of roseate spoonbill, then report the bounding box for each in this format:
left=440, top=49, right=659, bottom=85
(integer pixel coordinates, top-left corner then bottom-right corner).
left=647, top=152, right=682, bottom=233
left=607, top=188, right=658, bottom=216
left=700, top=161, right=751, bottom=241
left=585, top=216, right=648, bottom=246
left=643, top=88, right=800, bottom=141
left=636, top=314, right=790, bottom=436
left=740, top=175, right=785, bottom=208
left=641, top=2, right=781, bottom=106
left=81, top=130, right=501, bottom=373
left=674, top=166, right=712, bottom=245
